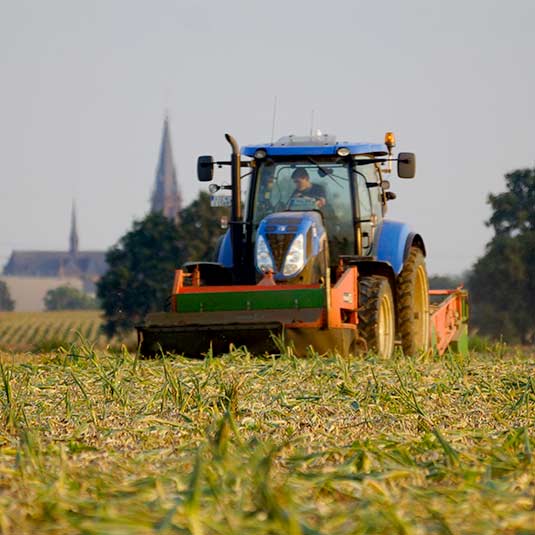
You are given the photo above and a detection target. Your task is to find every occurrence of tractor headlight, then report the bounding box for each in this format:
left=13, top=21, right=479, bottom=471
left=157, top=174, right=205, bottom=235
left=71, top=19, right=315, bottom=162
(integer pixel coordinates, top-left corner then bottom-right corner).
left=254, top=149, right=267, bottom=160
left=255, top=234, right=274, bottom=272
left=282, top=234, right=305, bottom=276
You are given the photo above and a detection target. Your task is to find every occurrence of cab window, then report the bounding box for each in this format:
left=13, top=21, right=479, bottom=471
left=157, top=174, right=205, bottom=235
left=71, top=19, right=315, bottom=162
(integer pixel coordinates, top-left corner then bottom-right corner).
left=354, top=172, right=372, bottom=220
left=354, top=158, right=383, bottom=217
left=253, top=160, right=355, bottom=256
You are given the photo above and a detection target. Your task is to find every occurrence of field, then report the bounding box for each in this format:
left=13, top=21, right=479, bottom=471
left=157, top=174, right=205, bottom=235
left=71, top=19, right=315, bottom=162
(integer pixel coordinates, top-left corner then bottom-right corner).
left=0, top=331, right=533, bottom=534
left=0, top=311, right=131, bottom=352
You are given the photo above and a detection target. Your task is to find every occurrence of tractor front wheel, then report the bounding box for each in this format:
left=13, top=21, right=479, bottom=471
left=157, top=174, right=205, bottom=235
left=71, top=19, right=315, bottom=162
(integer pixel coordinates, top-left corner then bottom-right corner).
left=397, top=246, right=430, bottom=355
left=358, top=275, right=395, bottom=358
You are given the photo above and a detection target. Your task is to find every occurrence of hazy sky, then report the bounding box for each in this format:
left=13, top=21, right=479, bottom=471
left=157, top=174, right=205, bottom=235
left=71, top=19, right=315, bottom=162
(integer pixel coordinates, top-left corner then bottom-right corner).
left=1, top=0, right=534, bottom=275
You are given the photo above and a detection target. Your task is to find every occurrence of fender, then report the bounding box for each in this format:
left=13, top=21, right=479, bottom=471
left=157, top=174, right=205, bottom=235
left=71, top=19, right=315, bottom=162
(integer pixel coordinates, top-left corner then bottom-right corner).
left=373, top=220, right=426, bottom=275
left=346, top=258, right=397, bottom=294
left=217, top=230, right=233, bottom=268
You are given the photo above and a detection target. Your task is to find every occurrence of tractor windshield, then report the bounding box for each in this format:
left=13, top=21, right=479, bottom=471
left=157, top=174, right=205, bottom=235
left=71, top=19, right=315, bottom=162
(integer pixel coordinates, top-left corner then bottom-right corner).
left=252, top=160, right=355, bottom=256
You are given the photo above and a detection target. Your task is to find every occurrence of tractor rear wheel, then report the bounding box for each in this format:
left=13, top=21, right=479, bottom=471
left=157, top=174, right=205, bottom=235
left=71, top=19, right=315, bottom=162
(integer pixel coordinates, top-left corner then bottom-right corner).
left=397, top=247, right=430, bottom=355
left=358, top=275, right=395, bottom=358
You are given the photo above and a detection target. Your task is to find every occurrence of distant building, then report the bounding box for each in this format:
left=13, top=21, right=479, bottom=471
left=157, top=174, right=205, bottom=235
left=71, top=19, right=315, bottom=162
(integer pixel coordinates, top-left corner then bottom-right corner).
left=2, top=114, right=181, bottom=311
left=2, top=203, right=107, bottom=310
left=150, top=116, right=182, bottom=221
left=3, top=249, right=107, bottom=283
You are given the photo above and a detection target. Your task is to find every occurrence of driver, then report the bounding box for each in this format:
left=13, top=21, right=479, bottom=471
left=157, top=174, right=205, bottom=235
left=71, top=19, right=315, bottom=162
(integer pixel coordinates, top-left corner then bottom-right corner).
left=290, top=168, right=326, bottom=208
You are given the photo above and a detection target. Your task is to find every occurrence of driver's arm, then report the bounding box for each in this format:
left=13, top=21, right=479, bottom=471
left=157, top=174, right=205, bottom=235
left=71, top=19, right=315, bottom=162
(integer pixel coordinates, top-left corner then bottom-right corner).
left=314, top=184, right=327, bottom=208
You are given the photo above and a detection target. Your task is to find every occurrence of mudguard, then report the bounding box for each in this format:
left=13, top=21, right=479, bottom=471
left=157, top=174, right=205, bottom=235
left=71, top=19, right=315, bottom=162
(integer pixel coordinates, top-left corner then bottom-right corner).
left=217, top=230, right=233, bottom=267
left=374, top=220, right=426, bottom=275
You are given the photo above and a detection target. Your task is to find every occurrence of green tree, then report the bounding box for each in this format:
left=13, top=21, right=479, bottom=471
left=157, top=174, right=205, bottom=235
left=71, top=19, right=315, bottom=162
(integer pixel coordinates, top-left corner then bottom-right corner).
left=0, top=281, right=15, bottom=311
left=487, top=168, right=535, bottom=235
left=468, top=167, right=535, bottom=343
left=44, top=286, right=99, bottom=311
left=97, top=213, right=185, bottom=336
left=97, top=193, right=229, bottom=337
left=428, top=274, right=464, bottom=290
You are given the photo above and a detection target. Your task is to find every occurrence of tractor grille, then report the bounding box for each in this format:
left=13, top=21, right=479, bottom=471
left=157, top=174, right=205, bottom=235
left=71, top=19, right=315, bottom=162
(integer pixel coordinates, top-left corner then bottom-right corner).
left=265, top=224, right=299, bottom=233
left=266, top=233, right=294, bottom=271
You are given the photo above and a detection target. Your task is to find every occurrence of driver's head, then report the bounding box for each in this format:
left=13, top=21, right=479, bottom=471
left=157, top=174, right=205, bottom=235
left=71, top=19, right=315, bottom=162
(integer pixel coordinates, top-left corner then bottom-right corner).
left=291, top=168, right=310, bottom=191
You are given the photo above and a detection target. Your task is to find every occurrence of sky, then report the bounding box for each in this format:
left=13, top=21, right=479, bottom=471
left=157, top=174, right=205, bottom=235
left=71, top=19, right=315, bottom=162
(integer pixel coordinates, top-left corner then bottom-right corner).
left=1, top=0, right=534, bottom=276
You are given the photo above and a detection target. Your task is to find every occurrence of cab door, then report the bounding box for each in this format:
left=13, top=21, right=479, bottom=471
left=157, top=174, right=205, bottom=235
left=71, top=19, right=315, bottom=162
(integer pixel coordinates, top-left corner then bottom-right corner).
left=354, top=157, right=385, bottom=256
left=354, top=170, right=374, bottom=255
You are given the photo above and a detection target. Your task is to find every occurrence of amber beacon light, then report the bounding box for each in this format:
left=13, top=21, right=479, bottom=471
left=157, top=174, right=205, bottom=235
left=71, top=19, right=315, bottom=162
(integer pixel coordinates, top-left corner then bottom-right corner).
left=384, top=131, right=396, bottom=152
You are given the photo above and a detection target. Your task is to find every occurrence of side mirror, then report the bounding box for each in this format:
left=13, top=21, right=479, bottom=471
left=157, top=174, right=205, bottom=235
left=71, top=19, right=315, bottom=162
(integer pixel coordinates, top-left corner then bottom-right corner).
left=397, top=152, right=416, bottom=179
left=197, top=155, right=214, bottom=182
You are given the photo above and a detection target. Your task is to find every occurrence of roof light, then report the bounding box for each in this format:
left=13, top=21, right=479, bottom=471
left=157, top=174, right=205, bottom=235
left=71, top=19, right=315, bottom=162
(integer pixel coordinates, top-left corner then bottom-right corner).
left=336, top=147, right=350, bottom=157
left=274, top=134, right=337, bottom=146
left=384, top=132, right=396, bottom=150
left=254, top=148, right=267, bottom=159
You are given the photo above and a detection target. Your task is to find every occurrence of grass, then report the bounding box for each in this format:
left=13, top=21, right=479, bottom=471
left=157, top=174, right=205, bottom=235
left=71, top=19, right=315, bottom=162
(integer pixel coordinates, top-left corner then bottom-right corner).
left=0, top=341, right=533, bottom=534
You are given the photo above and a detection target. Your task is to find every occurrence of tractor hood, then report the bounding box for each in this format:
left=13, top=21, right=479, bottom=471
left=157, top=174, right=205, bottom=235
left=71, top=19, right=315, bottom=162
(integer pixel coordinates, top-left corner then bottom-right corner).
left=255, top=211, right=327, bottom=283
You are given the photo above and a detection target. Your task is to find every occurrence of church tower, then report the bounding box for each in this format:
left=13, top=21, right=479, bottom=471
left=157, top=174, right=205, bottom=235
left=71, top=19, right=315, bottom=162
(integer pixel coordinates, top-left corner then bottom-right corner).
left=150, top=116, right=182, bottom=221
left=69, top=201, right=79, bottom=256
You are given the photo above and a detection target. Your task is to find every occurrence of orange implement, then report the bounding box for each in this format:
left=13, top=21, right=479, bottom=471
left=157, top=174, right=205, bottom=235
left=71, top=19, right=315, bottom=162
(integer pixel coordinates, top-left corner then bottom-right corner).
left=143, top=267, right=469, bottom=357
left=429, top=287, right=469, bottom=355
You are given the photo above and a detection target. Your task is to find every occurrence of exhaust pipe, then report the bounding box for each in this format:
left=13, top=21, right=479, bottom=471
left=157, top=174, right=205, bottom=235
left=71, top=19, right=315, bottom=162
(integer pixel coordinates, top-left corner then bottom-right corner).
left=225, top=133, right=244, bottom=282
left=225, top=133, right=241, bottom=221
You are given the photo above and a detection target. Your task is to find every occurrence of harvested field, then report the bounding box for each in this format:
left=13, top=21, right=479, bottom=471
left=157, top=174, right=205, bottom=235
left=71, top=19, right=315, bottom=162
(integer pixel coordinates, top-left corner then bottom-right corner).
left=0, top=342, right=533, bottom=534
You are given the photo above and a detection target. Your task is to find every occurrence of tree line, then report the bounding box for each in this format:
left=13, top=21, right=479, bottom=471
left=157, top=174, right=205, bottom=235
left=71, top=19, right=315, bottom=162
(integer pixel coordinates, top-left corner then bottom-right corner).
left=468, top=168, right=535, bottom=343
left=429, top=167, right=534, bottom=343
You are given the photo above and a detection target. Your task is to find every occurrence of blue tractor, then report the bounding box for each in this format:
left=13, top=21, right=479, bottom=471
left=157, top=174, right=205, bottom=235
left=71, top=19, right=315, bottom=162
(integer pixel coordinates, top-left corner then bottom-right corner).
left=138, top=131, right=446, bottom=358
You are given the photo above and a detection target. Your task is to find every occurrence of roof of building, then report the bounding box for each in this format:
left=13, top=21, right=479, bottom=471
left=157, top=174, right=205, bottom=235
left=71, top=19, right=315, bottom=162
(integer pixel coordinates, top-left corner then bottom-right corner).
left=2, top=251, right=107, bottom=278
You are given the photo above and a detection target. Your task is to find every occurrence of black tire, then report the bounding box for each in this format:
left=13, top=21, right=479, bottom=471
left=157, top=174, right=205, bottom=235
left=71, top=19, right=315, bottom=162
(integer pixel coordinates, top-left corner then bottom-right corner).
left=396, top=247, right=430, bottom=355
left=358, top=275, right=395, bottom=358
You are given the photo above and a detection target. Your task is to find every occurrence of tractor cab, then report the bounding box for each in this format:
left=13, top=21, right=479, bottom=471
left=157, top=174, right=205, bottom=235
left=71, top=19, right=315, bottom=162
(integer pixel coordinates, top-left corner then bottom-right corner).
left=239, top=134, right=407, bottom=283
left=199, top=133, right=415, bottom=285
left=250, top=155, right=382, bottom=264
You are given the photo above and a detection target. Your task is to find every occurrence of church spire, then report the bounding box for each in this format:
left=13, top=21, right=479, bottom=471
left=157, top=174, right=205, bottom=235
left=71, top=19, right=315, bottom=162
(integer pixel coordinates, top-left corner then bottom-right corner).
left=69, top=201, right=79, bottom=256
left=150, top=115, right=182, bottom=221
